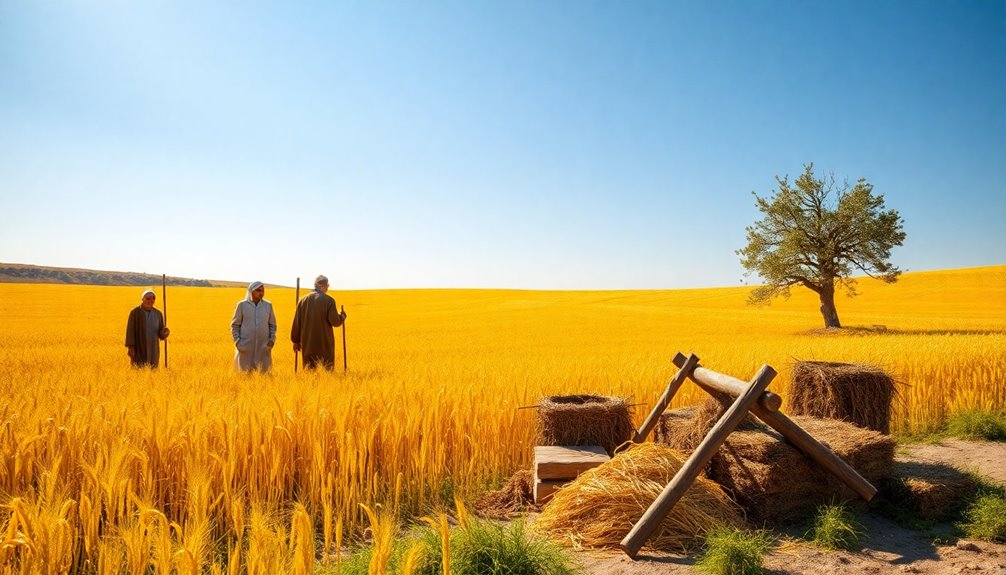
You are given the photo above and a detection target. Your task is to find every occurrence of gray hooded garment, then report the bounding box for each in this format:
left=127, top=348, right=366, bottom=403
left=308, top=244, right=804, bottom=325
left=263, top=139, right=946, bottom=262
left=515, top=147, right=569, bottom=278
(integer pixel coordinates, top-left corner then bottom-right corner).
left=231, top=281, right=277, bottom=372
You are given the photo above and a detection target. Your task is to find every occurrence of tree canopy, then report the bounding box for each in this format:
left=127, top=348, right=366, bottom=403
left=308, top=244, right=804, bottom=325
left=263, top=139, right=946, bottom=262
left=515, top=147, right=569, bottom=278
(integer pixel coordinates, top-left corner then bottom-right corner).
left=737, top=163, right=906, bottom=328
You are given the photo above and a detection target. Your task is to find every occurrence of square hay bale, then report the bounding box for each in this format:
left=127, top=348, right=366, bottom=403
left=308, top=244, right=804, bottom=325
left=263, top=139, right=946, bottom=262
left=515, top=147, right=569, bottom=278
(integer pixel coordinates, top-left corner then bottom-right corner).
left=653, top=406, right=697, bottom=448
left=711, top=417, right=894, bottom=522
left=789, top=361, right=897, bottom=434
left=886, top=460, right=979, bottom=521
left=654, top=399, right=766, bottom=451
left=653, top=409, right=894, bottom=523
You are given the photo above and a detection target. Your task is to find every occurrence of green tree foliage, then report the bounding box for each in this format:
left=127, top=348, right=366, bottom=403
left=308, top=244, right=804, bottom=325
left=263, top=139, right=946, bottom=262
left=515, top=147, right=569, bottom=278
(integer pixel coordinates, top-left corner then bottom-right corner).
left=738, top=163, right=905, bottom=328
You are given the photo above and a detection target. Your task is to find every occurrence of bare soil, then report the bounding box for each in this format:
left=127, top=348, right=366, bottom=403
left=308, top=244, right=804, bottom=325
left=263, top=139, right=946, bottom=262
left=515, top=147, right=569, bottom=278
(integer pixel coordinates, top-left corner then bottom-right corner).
left=573, top=440, right=1006, bottom=575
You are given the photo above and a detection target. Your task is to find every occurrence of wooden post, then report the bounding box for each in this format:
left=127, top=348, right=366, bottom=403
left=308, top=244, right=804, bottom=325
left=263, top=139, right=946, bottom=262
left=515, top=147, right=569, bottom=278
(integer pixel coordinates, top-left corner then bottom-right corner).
left=294, top=277, right=300, bottom=373
left=341, top=305, right=347, bottom=372
left=671, top=352, right=781, bottom=411
left=161, top=274, right=168, bottom=369
left=620, top=364, right=777, bottom=558
left=671, top=354, right=877, bottom=502
left=633, top=353, right=700, bottom=443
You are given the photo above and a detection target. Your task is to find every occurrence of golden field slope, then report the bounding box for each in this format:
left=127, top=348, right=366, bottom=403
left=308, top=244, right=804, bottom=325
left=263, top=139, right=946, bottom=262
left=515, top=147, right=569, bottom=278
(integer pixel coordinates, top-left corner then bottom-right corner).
left=0, top=265, right=1004, bottom=574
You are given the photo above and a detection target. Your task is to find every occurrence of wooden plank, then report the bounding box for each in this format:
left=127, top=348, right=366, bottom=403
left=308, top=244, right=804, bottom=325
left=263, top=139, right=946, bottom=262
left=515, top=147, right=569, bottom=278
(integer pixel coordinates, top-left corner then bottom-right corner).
left=670, top=354, right=878, bottom=502
left=634, top=353, right=700, bottom=443
left=672, top=352, right=782, bottom=412
left=534, top=445, right=610, bottom=480
left=620, top=364, right=777, bottom=559
left=533, top=479, right=568, bottom=504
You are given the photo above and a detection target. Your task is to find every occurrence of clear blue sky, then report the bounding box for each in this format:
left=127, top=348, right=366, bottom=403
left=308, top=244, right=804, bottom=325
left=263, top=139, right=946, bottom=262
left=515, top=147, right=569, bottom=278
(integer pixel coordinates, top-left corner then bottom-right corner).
left=1, top=1, right=1003, bottom=289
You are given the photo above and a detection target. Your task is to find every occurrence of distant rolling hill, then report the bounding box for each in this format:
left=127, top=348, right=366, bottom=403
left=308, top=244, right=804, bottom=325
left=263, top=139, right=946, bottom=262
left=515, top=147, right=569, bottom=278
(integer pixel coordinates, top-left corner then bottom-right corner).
left=0, top=262, right=249, bottom=288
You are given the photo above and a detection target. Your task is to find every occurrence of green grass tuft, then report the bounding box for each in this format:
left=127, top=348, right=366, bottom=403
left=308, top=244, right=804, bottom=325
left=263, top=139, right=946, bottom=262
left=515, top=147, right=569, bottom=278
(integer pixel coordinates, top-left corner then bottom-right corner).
left=945, top=411, right=1006, bottom=441
left=805, top=503, right=864, bottom=550
left=451, top=519, right=578, bottom=575
left=334, top=518, right=577, bottom=575
left=696, top=527, right=774, bottom=575
left=959, top=482, right=1006, bottom=543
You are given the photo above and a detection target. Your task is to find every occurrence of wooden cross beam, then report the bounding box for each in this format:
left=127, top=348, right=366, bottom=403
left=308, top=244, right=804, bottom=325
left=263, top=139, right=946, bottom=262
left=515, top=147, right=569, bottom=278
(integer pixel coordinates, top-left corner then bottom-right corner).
left=619, top=352, right=879, bottom=559
left=620, top=363, right=776, bottom=558
left=668, top=352, right=877, bottom=503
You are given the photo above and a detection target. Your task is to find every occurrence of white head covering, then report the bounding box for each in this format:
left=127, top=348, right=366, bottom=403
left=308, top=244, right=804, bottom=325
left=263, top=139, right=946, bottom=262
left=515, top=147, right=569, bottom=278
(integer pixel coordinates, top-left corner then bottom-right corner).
left=246, top=281, right=265, bottom=302
left=141, top=289, right=155, bottom=299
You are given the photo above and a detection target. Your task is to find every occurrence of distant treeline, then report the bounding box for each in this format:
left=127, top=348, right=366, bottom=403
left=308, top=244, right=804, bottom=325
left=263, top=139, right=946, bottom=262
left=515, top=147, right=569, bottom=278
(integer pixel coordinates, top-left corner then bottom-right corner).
left=0, top=265, right=214, bottom=287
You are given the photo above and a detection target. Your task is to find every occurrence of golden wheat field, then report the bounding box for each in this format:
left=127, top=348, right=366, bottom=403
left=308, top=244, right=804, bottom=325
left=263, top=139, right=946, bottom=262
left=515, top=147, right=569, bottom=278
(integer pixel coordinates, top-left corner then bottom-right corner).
left=1, top=265, right=1004, bottom=574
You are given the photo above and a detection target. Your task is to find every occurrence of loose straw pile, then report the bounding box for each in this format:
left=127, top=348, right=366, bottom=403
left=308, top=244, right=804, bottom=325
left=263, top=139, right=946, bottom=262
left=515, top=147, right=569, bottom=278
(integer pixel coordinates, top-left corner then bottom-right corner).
left=474, top=470, right=535, bottom=519
left=533, top=442, right=743, bottom=552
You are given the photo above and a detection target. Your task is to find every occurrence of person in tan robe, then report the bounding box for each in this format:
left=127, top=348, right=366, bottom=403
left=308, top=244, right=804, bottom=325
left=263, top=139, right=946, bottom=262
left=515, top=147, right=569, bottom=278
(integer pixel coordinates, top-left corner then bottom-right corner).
left=231, top=281, right=277, bottom=372
left=291, top=275, right=347, bottom=370
left=125, top=289, right=170, bottom=368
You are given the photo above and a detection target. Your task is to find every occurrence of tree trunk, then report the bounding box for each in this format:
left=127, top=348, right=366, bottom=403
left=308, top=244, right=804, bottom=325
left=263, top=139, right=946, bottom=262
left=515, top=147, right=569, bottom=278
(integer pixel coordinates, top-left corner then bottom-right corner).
left=819, top=283, right=842, bottom=328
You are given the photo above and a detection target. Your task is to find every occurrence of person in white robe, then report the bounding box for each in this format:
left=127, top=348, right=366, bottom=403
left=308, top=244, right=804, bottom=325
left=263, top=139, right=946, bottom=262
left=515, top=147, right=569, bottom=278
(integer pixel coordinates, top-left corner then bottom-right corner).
left=231, top=281, right=277, bottom=372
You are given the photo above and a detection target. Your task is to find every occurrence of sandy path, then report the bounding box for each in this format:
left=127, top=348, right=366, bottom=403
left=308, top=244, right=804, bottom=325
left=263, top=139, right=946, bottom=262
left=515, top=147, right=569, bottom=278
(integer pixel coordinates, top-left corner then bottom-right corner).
left=900, top=439, right=1006, bottom=483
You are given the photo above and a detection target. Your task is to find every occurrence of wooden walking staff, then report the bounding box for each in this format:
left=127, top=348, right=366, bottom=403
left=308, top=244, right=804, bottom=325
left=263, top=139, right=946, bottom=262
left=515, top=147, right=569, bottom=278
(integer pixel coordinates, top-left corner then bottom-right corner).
left=294, top=277, right=300, bottom=373
left=341, top=305, right=347, bottom=372
left=161, top=274, right=168, bottom=369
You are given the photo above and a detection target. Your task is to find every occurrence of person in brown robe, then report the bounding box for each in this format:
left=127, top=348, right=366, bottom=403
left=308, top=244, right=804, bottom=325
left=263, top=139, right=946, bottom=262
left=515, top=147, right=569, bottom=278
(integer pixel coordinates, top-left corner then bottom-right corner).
left=125, top=289, right=170, bottom=368
left=291, top=275, right=347, bottom=370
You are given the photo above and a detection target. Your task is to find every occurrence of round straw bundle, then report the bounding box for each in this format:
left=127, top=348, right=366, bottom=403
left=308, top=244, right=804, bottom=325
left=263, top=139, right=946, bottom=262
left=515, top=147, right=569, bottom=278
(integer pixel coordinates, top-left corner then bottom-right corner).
left=536, top=395, right=633, bottom=455
left=534, top=442, right=743, bottom=552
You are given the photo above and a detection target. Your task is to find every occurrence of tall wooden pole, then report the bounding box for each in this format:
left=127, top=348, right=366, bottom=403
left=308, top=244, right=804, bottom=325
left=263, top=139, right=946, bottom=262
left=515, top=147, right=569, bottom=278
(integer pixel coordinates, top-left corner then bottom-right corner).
left=294, top=277, right=300, bottom=373
left=161, top=274, right=168, bottom=369
left=341, top=305, right=347, bottom=372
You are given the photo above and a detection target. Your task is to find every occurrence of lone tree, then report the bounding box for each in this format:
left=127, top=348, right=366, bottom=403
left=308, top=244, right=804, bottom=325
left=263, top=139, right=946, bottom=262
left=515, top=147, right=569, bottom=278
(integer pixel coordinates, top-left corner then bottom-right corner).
left=738, top=163, right=905, bottom=328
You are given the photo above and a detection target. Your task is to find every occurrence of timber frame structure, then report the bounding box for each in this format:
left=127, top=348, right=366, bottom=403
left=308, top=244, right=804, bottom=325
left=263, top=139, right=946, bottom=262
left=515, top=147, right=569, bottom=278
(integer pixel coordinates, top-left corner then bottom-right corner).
left=620, top=352, right=879, bottom=559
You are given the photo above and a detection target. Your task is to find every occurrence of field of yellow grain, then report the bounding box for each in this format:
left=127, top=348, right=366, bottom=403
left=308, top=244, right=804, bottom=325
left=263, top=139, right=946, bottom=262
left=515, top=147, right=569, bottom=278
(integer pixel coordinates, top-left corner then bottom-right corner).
left=1, top=265, right=1004, bottom=573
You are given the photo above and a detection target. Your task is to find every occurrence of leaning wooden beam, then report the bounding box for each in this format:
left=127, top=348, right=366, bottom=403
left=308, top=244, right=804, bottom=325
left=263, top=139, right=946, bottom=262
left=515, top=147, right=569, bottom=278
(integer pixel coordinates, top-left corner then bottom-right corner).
left=671, top=352, right=782, bottom=411
left=633, top=353, right=700, bottom=443
left=620, top=364, right=778, bottom=559
left=754, top=406, right=877, bottom=501
left=671, top=354, right=878, bottom=502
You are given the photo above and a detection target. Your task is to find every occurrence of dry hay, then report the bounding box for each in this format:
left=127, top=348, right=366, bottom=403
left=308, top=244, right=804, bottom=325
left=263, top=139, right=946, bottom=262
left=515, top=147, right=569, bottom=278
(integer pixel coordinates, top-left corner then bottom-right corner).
left=885, top=461, right=979, bottom=521
left=536, top=395, right=634, bottom=455
left=654, top=396, right=766, bottom=451
left=474, top=469, right=535, bottom=519
left=533, top=442, right=743, bottom=552
left=653, top=406, right=697, bottom=448
left=789, top=361, right=898, bottom=434
left=713, top=416, right=894, bottom=522
left=654, top=410, right=894, bottom=523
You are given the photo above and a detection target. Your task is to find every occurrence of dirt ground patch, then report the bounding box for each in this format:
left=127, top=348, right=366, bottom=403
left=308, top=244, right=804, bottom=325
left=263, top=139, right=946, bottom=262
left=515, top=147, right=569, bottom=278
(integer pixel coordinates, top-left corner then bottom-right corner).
left=571, top=439, right=1006, bottom=575
left=901, top=439, right=1006, bottom=484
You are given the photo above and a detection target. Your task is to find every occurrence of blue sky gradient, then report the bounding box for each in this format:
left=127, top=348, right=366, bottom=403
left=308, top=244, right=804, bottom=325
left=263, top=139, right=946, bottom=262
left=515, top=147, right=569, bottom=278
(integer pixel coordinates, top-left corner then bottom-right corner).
left=1, top=1, right=1003, bottom=288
